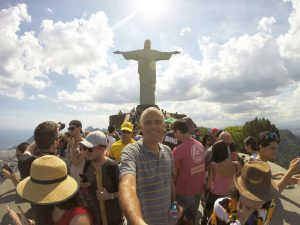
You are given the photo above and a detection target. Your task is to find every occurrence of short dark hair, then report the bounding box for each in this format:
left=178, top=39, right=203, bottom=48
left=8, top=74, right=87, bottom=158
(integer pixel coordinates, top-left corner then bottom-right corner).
left=69, top=120, right=82, bottom=128
left=215, top=129, right=223, bottom=138
left=34, top=121, right=58, bottom=150
left=244, top=136, right=258, bottom=151
left=16, top=142, right=29, bottom=154
left=229, top=142, right=237, bottom=153
left=258, top=131, right=280, bottom=148
left=172, top=119, right=189, bottom=134
left=202, top=134, right=213, bottom=146
left=108, top=125, right=115, bottom=133
left=212, top=140, right=228, bottom=163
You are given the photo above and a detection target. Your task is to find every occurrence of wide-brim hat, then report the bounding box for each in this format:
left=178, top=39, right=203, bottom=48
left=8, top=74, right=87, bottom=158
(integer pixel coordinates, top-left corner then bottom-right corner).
left=234, top=160, right=279, bottom=202
left=16, top=155, right=78, bottom=205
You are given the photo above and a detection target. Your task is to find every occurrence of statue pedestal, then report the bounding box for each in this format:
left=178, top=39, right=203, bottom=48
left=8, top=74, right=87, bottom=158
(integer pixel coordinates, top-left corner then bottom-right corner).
left=136, top=104, right=159, bottom=112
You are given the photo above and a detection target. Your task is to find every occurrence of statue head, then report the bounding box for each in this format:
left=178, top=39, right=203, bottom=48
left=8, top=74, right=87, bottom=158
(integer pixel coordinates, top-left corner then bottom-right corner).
left=144, top=40, right=151, bottom=49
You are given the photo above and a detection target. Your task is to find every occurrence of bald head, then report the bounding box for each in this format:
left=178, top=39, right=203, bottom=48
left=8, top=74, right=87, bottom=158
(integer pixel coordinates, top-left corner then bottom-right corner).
left=140, top=107, right=164, bottom=125
left=219, top=131, right=233, bottom=145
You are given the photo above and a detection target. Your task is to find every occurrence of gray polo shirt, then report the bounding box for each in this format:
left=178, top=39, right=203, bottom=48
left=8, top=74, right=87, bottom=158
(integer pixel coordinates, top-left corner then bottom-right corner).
left=120, top=138, right=174, bottom=225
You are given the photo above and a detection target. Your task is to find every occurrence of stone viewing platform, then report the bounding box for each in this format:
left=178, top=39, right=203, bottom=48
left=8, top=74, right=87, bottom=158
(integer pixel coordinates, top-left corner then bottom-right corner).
left=0, top=157, right=299, bottom=225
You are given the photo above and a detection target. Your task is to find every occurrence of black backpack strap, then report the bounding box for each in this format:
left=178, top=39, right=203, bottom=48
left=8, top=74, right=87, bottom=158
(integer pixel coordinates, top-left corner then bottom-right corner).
left=83, top=160, right=92, bottom=174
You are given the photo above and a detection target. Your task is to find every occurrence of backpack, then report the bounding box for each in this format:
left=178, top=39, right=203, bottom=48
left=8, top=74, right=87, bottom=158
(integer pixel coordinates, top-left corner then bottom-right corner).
left=82, top=159, right=122, bottom=224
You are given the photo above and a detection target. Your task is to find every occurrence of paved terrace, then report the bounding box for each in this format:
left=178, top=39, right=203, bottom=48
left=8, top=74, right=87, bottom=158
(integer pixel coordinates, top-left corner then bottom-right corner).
left=0, top=159, right=299, bottom=225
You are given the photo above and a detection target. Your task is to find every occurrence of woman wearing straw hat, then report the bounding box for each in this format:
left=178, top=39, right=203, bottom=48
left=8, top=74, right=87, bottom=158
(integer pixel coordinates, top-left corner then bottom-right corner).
left=7, top=155, right=92, bottom=225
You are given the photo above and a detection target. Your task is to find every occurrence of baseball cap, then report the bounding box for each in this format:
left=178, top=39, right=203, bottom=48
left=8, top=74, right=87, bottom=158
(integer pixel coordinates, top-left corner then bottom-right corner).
left=121, top=121, right=133, bottom=133
left=80, top=131, right=107, bottom=148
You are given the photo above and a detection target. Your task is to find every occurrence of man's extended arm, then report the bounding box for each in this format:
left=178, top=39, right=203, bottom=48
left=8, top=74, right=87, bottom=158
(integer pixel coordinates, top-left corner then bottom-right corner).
left=119, top=174, right=147, bottom=225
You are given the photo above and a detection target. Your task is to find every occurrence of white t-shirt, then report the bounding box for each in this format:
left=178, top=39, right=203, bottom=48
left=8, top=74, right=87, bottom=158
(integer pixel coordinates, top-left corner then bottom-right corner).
left=107, top=135, right=116, bottom=151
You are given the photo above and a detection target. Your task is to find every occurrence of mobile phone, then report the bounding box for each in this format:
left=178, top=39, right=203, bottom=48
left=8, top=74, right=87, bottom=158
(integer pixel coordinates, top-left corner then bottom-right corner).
left=79, top=173, right=89, bottom=183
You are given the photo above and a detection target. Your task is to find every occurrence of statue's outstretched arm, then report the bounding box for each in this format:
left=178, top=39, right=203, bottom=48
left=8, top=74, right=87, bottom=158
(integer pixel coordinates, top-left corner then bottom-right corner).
left=172, top=51, right=180, bottom=54
left=114, top=51, right=123, bottom=54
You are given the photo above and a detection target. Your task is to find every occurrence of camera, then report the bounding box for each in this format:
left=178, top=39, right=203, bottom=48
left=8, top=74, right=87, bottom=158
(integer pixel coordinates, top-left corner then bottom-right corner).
left=58, top=122, right=65, bottom=131
left=0, top=164, right=13, bottom=178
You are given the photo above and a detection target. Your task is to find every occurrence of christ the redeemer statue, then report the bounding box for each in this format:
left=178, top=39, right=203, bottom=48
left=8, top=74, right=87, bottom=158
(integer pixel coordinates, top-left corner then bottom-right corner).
left=114, top=40, right=180, bottom=106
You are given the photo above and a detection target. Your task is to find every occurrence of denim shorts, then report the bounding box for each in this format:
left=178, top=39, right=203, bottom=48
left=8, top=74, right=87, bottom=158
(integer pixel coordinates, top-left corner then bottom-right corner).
left=176, top=194, right=201, bottom=220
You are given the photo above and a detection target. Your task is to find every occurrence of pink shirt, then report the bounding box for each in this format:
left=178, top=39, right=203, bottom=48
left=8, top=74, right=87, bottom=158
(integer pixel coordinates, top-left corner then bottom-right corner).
left=209, top=163, right=235, bottom=196
left=173, top=137, right=205, bottom=196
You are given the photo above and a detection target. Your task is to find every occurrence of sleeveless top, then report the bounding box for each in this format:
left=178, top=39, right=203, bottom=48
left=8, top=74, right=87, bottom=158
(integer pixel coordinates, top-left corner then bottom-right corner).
left=209, top=162, right=237, bottom=196
left=54, top=207, right=90, bottom=225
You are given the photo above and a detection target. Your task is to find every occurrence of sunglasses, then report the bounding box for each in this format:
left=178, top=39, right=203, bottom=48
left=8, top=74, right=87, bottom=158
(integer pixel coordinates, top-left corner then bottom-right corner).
left=81, top=145, right=106, bottom=152
left=68, top=127, right=77, bottom=131
left=122, top=130, right=132, bottom=134
left=265, top=132, right=279, bottom=142
left=81, top=146, right=94, bottom=152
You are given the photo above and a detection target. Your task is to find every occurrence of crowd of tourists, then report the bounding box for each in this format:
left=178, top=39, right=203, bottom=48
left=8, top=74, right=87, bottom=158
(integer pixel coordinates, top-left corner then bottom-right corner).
left=1, top=107, right=300, bottom=225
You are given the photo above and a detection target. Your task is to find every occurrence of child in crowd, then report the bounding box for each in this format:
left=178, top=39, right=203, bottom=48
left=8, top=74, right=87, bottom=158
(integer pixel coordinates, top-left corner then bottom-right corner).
left=243, top=136, right=259, bottom=161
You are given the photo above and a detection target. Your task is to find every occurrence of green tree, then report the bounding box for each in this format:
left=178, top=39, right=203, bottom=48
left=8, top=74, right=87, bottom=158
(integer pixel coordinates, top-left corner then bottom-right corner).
left=241, top=117, right=280, bottom=140
left=224, top=126, right=244, bottom=151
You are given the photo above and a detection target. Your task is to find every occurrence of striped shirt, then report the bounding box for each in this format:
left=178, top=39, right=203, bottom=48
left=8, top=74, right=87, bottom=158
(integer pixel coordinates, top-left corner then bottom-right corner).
left=120, top=138, right=174, bottom=225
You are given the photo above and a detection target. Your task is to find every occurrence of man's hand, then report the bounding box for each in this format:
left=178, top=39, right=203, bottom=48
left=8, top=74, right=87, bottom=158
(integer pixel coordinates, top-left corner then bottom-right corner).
left=114, top=51, right=122, bottom=54
left=96, top=188, right=113, bottom=201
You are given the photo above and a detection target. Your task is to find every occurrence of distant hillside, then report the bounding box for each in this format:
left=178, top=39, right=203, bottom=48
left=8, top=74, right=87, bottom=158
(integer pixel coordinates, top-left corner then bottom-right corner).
left=274, top=129, right=300, bottom=168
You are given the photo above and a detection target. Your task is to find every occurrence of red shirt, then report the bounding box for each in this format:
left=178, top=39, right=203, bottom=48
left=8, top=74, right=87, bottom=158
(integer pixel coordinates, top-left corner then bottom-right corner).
left=54, top=207, right=91, bottom=225
left=173, top=137, right=205, bottom=196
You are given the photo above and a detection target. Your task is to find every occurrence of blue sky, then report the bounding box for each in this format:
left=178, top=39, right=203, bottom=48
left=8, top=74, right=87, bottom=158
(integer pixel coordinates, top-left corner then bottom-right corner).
left=0, top=0, right=300, bottom=131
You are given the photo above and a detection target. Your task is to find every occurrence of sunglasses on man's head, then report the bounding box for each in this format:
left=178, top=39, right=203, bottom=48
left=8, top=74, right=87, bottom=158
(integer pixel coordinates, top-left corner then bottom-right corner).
left=265, top=132, right=279, bottom=142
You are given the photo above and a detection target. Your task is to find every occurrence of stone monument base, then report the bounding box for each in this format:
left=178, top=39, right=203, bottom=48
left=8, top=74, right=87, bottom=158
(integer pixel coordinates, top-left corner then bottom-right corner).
left=109, top=104, right=186, bottom=130
left=136, top=104, right=159, bottom=112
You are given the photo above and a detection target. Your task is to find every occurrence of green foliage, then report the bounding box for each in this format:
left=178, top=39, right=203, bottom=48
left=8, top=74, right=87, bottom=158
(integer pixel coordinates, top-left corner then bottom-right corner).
left=196, top=126, right=209, bottom=136
left=224, top=126, right=244, bottom=151
left=224, top=117, right=280, bottom=153
left=241, top=117, right=280, bottom=140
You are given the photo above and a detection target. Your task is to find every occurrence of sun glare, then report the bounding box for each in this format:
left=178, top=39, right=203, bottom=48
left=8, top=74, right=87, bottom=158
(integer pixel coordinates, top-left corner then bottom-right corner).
left=135, top=0, right=168, bottom=17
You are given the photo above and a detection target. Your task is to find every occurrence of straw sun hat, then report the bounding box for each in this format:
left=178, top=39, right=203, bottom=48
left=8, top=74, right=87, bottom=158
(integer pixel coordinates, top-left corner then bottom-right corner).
left=16, top=155, right=78, bottom=205
left=234, top=160, right=279, bottom=202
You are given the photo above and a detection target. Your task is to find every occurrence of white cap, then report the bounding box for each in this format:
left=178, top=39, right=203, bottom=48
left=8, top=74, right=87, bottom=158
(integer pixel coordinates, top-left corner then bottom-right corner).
left=80, top=131, right=107, bottom=148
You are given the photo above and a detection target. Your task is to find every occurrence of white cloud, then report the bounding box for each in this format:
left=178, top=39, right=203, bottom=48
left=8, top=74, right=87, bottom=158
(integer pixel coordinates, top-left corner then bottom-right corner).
left=47, top=8, right=52, bottom=14
left=0, top=4, right=114, bottom=99
left=180, top=27, right=192, bottom=36
left=257, top=17, right=276, bottom=33
left=56, top=62, right=140, bottom=108
left=294, top=84, right=300, bottom=97
left=39, top=12, right=113, bottom=78
left=29, top=94, right=47, bottom=100
left=0, top=4, right=47, bottom=99
left=277, top=0, right=300, bottom=81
